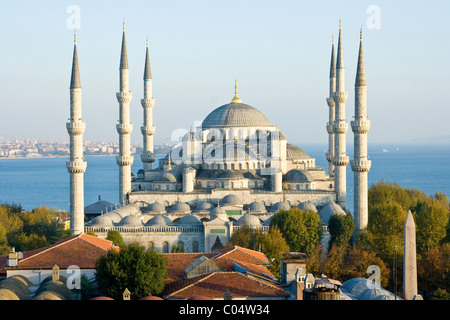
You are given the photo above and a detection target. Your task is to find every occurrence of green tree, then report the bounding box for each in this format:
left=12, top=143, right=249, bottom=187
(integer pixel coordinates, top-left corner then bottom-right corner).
left=328, top=213, right=355, bottom=248
left=414, top=199, right=449, bottom=252
left=270, top=208, right=322, bottom=256
left=106, top=230, right=125, bottom=248
left=95, top=243, right=168, bottom=300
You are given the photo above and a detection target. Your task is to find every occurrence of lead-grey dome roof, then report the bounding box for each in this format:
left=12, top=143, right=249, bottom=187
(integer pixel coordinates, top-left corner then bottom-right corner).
left=145, top=215, right=173, bottom=227
left=202, top=103, right=272, bottom=128
left=286, top=144, right=310, bottom=160
left=236, top=214, right=262, bottom=226
left=283, top=169, right=313, bottom=183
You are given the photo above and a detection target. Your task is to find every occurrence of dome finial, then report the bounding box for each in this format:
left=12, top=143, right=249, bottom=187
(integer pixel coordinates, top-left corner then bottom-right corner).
left=123, top=18, right=125, bottom=31
left=167, top=152, right=172, bottom=170
left=231, top=79, right=242, bottom=103
left=360, top=25, right=363, bottom=40
left=74, top=29, right=77, bottom=44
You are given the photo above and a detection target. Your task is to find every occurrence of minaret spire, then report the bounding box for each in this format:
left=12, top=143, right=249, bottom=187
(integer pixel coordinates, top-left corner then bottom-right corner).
left=351, top=26, right=371, bottom=233
left=116, top=23, right=134, bottom=205
left=326, top=33, right=336, bottom=178
left=141, top=37, right=156, bottom=171
left=67, top=31, right=87, bottom=235
left=332, top=19, right=349, bottom=210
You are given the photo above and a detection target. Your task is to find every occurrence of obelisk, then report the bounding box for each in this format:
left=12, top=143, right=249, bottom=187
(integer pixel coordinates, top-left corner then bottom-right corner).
left=403, top=210, right=418, bottom=300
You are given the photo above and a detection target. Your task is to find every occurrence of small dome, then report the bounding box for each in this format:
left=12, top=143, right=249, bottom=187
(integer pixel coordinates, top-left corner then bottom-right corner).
left=119, top=215, right=143, bottom=227
left=144, top=202, right=166, bottom=213
left=145, top=215, right=173, bottom=227
left=318, top=201, right=346, bottom=225
left=90, top=296, right=114, bottom=300
left=220, top=194, right=242, bottom=206
left=113, top=203, right=141, bottom=217
left=248, top=201, right=266, bottom=213
left=194, top=201, right=213, bottom=212
left=236, top=214, right=262, bottom=226
left=139, top=296, right=164, bottom=300
left=298, top=201, right=317, bottom=212
left=156, top=171, right=181, bottom=183
left=170, top=202, right=191, bottom=213
left=359, top=287, right=397, bottom=300
left=177, top=214, right=202, bottom=225
left=103, top=211, right=122, bottom=224
left=90, top=214, right=114, bottom=227
left=210, top=206, right=228, bottom=221
left=283, top=169, right=313, bottom=183
left=270, top=201, right=291, bottom=212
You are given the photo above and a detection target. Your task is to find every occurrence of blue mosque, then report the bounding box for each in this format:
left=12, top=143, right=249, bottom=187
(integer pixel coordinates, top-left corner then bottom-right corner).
left=67, top=21, right=371, bottom=253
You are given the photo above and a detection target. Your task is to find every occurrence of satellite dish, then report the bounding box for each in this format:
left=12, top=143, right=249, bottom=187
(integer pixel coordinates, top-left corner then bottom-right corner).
left=17, top=252, right=23, bottom=259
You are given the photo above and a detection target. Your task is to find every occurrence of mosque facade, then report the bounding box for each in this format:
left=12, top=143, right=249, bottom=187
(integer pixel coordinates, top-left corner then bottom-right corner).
left=70, top=21, right=370, bottom=253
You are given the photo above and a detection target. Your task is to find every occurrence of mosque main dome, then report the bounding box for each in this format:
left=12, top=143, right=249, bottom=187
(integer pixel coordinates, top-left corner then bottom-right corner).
left=202, top=102, right=272, bottom=128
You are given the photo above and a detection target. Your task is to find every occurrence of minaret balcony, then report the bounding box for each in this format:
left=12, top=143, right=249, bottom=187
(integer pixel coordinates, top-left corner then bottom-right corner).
left=141, top=125, right=155, bottom=136
left=333, top=91, right=348, bottom=104
left=116, top=91, right=133, bottom=104
left=116, top=156, right=134, bottom=166
left=351, top=159, right=372, bottom=172
left=332, top=155, right=349, bottom=166
left=66, top=122, right=86, bottom=135
left=326, top=97, right=335, bottom=108
left=66, top=160, right=87, bottom=174
left=351, top=120, right=371, bottom=134
left=333, top=122, right=348, bottom=134
left=141, top=151, right=156, bottom=164
left=141, top=98, right=155, bottom=108
left=326, top=152, right=334, bottom=162
left=326, top=123, right=334, bottom=134
left=116, top=123, right=133, bottom=135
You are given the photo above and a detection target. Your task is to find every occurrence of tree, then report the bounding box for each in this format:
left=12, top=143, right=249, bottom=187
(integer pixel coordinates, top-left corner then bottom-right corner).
left=259, top=226, right=290, bottom=278
left=95, top=243, right=168, bottom=300
left=270, top=208, right=322, bottom=256
left=414, top=199, right=449, bottom=252
left=328, top=213, right=355, bottom=248
left=106, top=230, right=125, bottom=248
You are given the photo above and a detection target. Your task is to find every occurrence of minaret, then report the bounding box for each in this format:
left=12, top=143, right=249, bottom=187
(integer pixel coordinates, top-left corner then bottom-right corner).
left=351, top=27, right=371, bottom=232
left=140, top=37, right=156, bottom=171
left=116, top=22, right=134, bottom=205
left=332, top=19, right=349, bottom=210
left=326, top=34, right=336, bottom=177
left=66, top=31, right=87, bottom=235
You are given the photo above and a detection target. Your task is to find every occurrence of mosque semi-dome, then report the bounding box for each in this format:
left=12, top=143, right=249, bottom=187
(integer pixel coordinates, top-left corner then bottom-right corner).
left=210, top=206, right=228, bottom=221
left=202, top=102, right=272, bottom=128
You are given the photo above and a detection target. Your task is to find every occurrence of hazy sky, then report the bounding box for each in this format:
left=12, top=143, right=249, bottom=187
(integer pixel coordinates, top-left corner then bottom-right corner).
left=0, top=0, right=449, bottom=145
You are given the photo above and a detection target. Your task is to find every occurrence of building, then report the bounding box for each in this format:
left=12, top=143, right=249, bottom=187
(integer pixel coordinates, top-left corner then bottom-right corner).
left=73, top=20, right=370, bottom=252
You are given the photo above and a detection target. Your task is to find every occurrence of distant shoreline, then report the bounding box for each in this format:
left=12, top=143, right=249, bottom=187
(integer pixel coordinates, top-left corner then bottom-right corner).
left=0, top=154, right=167, bottom=160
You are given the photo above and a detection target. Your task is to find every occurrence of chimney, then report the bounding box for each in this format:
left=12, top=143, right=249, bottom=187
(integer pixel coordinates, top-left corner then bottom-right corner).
left=123, top=288, right=131, bottom=300
left=52, top=265, right=60, bottom=283
left=280, top=252, right=306, bottom=285
left=295, top=268, right=306, bottom=300
left=7, top=247, right=18, bottom=267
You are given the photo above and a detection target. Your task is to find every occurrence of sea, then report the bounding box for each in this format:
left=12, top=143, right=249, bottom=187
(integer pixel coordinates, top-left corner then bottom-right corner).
left=0, top=143, right=449, bottom=213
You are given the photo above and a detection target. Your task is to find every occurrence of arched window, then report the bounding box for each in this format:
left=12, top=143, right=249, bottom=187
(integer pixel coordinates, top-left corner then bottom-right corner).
left=162, top=241, right=169, bottom=253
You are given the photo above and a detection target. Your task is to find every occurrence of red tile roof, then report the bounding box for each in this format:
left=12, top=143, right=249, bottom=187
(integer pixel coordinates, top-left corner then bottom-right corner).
left=0, top=234, right=118, bottom=270
left=164, top=272, right=290, bottom=299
